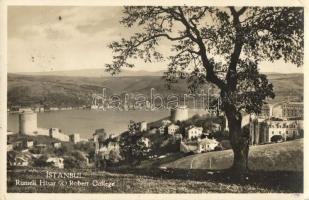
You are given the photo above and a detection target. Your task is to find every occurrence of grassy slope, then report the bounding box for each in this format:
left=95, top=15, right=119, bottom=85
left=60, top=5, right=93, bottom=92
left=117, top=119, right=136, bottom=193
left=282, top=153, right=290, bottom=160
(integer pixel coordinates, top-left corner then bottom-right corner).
left=7, top=167, right=302, bottom=193
left=162, top=139, right=303, bottom=172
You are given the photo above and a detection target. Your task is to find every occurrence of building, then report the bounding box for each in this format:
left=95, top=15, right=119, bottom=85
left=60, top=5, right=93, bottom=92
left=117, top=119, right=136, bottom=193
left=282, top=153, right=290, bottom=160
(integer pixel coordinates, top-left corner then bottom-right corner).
left=139, top=121, right=148, bottom=132
left=186, top=126, right=203, bottom=140
left=96, top=138, right=120, bottom=159
left=268, top=120, right=301, bottom=142
left=197, top=138, right=219, bottom=153
left=271, top=101, right=303, bottom=119
left=170, top=106, right=189, bottom=122
left=93, top=129, right=110, bottom=153
left=52, top=142, right=62, bottom=149
left=49, top=128, right=70, bottom=142
left=19, top=111, right=38, bottom=135
left=167, top=124, right=179, bottom=135
left=24, top=140, right=34, bottom=148
left=69, top=133, right=81, bottom=144
left=46, top=157, right=64, bottom=169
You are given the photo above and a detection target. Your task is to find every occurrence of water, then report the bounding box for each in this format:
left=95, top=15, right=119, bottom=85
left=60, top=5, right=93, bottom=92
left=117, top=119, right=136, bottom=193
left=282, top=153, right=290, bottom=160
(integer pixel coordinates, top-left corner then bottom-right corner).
left=8, top=110, right=169, bottom=139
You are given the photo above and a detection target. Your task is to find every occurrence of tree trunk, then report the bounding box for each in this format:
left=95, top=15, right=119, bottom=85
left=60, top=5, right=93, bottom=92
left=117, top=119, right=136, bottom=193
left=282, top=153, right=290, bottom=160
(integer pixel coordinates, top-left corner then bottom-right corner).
left=225, top=108, right=250, bottom=173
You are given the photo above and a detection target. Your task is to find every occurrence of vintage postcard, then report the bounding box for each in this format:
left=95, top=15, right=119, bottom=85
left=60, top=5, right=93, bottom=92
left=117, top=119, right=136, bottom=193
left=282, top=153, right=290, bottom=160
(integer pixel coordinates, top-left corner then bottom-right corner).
left=0, top=0, right=307, bottom=199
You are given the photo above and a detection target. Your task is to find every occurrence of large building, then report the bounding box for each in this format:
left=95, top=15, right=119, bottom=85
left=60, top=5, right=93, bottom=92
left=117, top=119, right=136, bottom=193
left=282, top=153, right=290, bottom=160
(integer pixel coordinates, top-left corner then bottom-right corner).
left=268, top=120, right=301, bottom=141
left=249, top=118, right=303, bottom=144
left=271, top=101, right=303, bottom=119
left=19, top=111, right=38, bottom=135
left=170, top=106, right=189, bottom=122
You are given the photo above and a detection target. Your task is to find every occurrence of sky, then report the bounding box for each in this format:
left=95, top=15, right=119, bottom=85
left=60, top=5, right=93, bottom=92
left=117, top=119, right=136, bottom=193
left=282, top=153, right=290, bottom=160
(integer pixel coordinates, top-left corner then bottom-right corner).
left=8, top=6, right=303, bottom=74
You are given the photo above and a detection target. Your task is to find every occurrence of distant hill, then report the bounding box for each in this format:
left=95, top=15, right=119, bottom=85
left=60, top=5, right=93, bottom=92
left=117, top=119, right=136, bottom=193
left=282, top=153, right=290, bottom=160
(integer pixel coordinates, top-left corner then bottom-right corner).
left=7, top=73, right=303, bottom=107
left=14, top=69, right=165, bottom=77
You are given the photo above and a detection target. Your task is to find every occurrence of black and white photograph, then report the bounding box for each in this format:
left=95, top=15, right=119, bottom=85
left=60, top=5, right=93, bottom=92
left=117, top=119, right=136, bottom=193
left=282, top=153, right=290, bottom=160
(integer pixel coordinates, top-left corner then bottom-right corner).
left=0, top=0, right=307, bottom=198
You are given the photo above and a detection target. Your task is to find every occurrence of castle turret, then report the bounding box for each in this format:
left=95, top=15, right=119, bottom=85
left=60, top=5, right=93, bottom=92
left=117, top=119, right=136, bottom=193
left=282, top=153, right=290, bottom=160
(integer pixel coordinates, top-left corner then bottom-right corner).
left=170, top=106, right=189, bottom=122
left=19, top=111, right=37, bottom=135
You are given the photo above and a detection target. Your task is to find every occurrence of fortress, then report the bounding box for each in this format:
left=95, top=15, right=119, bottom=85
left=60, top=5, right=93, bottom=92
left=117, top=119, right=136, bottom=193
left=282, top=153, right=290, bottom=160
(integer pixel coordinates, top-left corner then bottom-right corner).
left=19, top=111, right=38, bottom=135
left=170, top=106, right=189, bottom=122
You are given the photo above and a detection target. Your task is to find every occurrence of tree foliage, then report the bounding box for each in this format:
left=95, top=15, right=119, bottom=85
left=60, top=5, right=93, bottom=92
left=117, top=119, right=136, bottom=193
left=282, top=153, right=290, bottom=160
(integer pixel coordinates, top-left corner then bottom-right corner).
left=106, top=6, right=303, bottom=115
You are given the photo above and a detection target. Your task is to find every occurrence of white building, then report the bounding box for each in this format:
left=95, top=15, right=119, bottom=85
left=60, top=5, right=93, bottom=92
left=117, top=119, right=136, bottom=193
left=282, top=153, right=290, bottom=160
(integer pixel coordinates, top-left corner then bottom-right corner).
left=197, top=138, right=219, bottom=153
left=139, top=121, right=148, bottom=132
left=186, top=126, right=203, bottom=140
left=167, top=124, right=179, bottom=135
left=268, top=120, right=301, bottom=141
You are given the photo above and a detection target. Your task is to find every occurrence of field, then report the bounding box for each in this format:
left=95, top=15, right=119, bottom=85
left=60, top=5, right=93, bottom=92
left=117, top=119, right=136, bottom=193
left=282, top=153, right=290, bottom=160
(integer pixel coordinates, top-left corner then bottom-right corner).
left=7, top=139, right=303, bottom=193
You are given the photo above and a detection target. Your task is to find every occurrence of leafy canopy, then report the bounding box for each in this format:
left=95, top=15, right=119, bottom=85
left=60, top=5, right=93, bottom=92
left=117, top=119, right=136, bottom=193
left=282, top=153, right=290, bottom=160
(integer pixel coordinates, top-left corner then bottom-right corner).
left=106, top=6, right=303, bottom=114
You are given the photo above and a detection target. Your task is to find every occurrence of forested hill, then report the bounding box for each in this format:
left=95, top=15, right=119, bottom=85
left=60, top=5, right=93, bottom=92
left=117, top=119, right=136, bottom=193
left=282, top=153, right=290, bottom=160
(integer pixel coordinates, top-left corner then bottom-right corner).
left=7, top=73, right=303, bottom=108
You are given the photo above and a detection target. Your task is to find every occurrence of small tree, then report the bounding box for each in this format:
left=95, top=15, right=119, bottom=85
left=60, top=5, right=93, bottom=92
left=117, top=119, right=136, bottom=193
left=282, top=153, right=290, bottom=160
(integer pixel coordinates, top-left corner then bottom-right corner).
left=107, top=6, right=303, bottom=174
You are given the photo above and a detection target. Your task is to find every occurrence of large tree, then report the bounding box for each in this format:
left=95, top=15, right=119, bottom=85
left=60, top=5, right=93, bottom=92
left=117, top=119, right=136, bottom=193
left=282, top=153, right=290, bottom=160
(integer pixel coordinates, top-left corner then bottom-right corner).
left=106, top=6, right=303, bottom=172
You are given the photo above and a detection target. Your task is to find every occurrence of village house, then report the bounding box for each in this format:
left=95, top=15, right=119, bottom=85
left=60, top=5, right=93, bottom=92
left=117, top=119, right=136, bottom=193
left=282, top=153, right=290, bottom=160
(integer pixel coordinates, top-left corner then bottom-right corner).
left=197, top=138, right=219, bottom=153
left=186, top=126, right=203, bottom=140
left=167, top=124, right=179, bottom=135
left=52, top=142, right=62, bottom=149
left=23, top=140, right=34, bottom=148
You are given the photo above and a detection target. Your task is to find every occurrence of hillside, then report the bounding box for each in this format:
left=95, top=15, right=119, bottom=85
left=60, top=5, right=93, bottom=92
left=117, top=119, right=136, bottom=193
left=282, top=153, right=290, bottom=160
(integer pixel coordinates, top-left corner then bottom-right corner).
left=161, top=139, right=303, bottom=172
left=7, top=73, right=303, bottom=107
left=14, top=68, right=165, bottom=77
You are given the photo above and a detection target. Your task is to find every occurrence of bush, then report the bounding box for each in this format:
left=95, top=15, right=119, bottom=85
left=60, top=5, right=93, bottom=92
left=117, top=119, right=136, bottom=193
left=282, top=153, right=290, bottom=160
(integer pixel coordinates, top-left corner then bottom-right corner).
left=271, top=135, right=284, bottom=143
